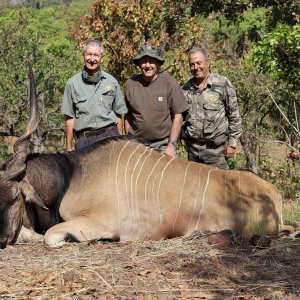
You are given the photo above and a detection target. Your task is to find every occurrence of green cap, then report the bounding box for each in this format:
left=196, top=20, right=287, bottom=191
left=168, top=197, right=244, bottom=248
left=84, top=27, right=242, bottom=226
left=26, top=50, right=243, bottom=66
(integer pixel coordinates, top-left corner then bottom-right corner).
left=133, top=44, right=165, bottom=66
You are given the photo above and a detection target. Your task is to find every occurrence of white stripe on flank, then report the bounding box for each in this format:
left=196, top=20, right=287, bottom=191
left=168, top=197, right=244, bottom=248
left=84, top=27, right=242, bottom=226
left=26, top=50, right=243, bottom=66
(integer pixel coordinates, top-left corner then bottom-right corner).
left=224, top=170, right=229, bottom=217
left=144, top=155, right=166, bottom=227
left=108, top=142, right=116, bottom=188
left=134, top=149, right=154, bottom=238
left=129, top=146, right=149, bottom=235
left=124, top=144, right=143, bottom=230
left=151, top=175, right=157, bottom=209
left=187, top=164, right=202, bottom=230
left=156, top=157, right=175, bottom=224
left=115, top=141, right=131, bottom=234
left=172, top=162, right=192, bottom=235
left=195, top=169, right=215, bottom=230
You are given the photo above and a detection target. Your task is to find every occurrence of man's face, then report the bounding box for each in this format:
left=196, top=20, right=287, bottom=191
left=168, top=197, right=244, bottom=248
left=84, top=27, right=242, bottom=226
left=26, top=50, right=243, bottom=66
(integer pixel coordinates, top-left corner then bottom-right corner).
left=83, top=45, right=103, bottom=74
left=188, top=52, right=210, bottom=81
left=138, top=56, right=160, bottom=82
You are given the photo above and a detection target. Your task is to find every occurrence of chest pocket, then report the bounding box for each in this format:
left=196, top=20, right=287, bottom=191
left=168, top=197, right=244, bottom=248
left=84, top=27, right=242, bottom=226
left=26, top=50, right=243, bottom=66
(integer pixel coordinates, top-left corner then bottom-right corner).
left=203, top=102, right=226, bottom=135
left=101, top=90, right=115, bottom=110
left=73, top=95, right=88, bottom=116
left=203, top=102, right=224, bottom=119
left=151, top=95, right=168, bottom=111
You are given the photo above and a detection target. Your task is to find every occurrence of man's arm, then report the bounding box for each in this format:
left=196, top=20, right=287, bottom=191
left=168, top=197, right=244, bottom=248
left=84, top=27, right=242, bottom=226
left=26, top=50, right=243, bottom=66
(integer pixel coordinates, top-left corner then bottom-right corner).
left=116, top=114, right=123, bottom=135
left=65, top=116, right=75, bottom=152
left=124, top=117, right=130, bottom=135
left=61, top=80, right=76, bottom=152
left=224, top=79, right=243, bottom=158
left=124, top=111, right=131, bottom=135
left=164, top=113, right=183, bottom=158
left=113, top=82, right=128, bottom=132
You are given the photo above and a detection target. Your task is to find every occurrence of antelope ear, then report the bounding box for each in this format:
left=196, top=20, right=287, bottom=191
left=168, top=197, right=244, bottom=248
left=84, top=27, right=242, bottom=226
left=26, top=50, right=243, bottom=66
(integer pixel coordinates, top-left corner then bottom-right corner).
left=19, top=176, right=48, bottom=210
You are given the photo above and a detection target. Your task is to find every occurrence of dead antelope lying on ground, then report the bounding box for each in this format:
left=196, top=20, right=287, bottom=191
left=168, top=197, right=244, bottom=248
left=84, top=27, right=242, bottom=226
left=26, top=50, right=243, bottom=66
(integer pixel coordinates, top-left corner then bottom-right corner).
left=0, top=68, right=292, bottom=248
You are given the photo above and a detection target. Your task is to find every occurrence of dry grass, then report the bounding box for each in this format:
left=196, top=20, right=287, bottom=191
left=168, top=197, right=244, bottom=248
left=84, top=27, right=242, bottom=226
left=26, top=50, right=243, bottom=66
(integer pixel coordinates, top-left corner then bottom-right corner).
left=0, top=231, right=299, bottom=299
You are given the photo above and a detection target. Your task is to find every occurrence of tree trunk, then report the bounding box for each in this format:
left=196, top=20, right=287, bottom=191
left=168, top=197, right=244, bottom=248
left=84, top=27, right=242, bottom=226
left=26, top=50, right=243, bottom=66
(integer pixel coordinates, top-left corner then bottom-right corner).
left=240, top=135, right=257, bottom=174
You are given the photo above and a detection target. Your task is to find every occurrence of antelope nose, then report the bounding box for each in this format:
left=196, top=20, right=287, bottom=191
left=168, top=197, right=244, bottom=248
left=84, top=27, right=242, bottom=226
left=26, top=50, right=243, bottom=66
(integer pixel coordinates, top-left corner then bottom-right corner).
left=0, top=243, right=7, bottom=249
left=0, top=236, right=9, bottom=249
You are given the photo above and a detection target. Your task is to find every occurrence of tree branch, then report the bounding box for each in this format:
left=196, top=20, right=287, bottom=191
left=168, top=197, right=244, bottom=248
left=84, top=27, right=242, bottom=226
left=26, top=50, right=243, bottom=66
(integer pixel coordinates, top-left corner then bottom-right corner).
left=266, top=87, right=299, bottom=134
left=256, top=138, right=300, bottom=156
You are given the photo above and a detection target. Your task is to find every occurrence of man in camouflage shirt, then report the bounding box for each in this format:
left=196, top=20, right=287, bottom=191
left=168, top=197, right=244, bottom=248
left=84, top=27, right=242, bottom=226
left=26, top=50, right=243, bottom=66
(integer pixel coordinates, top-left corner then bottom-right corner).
left=182, top=47, right=242, bottom=169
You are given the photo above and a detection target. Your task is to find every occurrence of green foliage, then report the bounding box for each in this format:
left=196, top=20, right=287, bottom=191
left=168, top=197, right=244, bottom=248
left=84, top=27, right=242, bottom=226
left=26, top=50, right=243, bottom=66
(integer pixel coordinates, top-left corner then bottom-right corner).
left=259, top=157, right=300, bottom=202
left=192, top=0, right=299, bottom=82
left=266, top=0, right=299, bottom=27
left=227, top=154, right=246, bottom=169
left=2, top=0, right=91, bottom=9
left=0, top=3, right=90, bottom=156
left=213, top=60, right=275, bottom=143
left=0, top=143, right=10, bottom=162
left=213, top=54, right=299, bottom=171
left=191, top=0, right=299, bottom=27
left=251, top=23, right=300, bottom=87
left=208, top=9, right=267, bottom=57
left=283, top=199, right=300, bottom=225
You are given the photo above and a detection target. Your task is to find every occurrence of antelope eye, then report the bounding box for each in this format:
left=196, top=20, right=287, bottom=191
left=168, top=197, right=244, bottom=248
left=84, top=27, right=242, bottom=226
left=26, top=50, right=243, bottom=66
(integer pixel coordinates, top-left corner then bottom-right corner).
left=0, top=182, right=20, bottom=206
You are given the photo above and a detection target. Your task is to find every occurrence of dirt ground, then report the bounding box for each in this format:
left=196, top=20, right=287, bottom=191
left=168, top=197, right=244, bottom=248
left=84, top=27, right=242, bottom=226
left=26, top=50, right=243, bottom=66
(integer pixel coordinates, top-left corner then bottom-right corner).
left=0, top=230, right=299, bottom=300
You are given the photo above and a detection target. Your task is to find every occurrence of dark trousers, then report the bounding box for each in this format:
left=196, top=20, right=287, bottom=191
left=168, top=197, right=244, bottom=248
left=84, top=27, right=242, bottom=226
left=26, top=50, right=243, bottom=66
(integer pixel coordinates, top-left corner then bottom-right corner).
left=75, top=126, right=119, bottom=151
left=185, top=140, right=229, bottom=169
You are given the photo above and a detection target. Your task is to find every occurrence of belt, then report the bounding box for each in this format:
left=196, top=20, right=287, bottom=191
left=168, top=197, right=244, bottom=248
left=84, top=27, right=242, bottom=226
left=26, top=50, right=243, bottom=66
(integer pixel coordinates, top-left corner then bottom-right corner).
left=188, top=137, right=226, bottom=147
left=75, top=124, right=116, bottom=138
left=188, top=137, right=207, bottom=145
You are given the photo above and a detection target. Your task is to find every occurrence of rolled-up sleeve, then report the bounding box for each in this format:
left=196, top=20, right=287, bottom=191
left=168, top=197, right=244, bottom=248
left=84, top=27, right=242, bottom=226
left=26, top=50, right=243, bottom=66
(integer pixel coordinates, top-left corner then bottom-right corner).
left=113, top=82, right=128, bottom=115
left=61, top=81, right=75, bottom=118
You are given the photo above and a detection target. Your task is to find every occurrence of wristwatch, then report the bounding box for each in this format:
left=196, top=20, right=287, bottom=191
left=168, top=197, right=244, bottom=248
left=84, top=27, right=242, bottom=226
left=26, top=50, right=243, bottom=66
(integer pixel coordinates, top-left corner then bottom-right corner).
left=168, top=139, right=177, bottom=147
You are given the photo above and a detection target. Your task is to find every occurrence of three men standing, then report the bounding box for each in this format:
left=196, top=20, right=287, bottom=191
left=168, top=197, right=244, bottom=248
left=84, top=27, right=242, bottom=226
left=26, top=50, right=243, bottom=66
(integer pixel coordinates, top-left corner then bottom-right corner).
left=62, top=42, right=241, bottom=169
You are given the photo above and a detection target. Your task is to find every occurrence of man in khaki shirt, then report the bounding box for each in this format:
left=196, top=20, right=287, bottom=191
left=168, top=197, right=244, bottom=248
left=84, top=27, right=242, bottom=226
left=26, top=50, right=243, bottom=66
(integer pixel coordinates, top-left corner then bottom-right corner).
left=125, top=45, right=188, bottom=158
left=61, top=39, right=127, bottom=151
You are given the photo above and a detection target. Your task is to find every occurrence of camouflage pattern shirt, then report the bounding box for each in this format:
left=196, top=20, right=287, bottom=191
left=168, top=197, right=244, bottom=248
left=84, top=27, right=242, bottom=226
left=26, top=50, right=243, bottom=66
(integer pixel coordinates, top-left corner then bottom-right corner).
left=182, top=73, right=242, bottom=148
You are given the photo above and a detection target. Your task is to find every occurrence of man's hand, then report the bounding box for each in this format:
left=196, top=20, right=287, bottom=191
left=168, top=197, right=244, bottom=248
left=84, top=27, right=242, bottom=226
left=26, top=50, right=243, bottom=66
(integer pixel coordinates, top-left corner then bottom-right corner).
left=164, top=113, right=182, bottom=158
left=224, top=146, right=236, bottom=158
left=164, top=143, right=177, bottom=158
left=66, top=145, right=74, bottom=153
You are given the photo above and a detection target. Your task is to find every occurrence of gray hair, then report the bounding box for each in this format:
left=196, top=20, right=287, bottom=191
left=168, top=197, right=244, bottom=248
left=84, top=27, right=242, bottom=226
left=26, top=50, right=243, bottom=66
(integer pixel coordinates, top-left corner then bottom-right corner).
left=187, top=47, right=209, bottom=61
left=83, top=39, right=104, bottom=56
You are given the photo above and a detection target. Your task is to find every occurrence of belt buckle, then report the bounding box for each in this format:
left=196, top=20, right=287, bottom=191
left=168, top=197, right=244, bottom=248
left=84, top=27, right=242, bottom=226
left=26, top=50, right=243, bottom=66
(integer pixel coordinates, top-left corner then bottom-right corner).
left=83, top=131, right=88, bottom=137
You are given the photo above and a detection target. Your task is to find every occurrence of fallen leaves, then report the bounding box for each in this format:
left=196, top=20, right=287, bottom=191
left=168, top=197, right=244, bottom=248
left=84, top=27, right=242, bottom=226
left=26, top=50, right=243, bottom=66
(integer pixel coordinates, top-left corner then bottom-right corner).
left=0, top=235, right=299, bottom=299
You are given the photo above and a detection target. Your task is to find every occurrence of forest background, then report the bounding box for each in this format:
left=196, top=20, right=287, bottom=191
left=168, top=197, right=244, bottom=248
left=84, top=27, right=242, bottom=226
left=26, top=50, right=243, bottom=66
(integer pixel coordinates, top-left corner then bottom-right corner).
left=0, top=0, right=299, bottom=223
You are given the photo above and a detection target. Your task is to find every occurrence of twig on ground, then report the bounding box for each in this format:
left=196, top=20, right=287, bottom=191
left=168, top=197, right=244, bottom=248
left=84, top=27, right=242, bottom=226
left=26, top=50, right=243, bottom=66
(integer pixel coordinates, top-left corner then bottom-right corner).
left=86, top=268, right=113, bottom=290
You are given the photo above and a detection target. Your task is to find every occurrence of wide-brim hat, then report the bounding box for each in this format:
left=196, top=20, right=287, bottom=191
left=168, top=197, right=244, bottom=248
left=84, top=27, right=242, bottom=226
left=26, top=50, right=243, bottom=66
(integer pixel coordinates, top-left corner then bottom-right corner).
left=133, top=44, right=165, bottom=66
